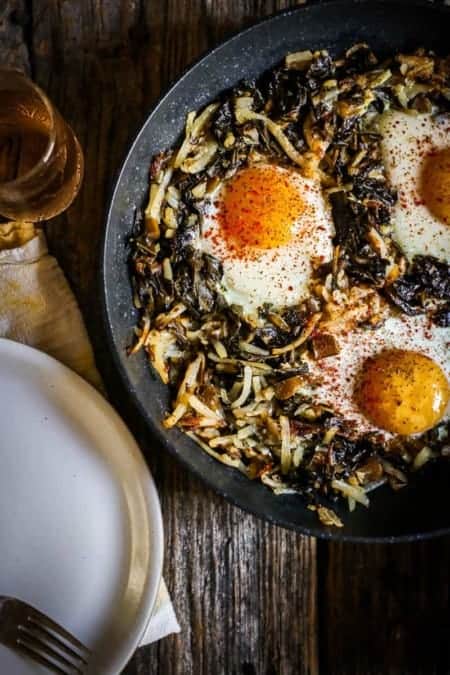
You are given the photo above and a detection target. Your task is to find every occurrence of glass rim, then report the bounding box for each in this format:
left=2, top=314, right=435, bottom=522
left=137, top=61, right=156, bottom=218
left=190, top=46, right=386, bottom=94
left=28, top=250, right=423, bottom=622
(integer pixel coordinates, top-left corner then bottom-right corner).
left=0, top=67, right=57, bottom=191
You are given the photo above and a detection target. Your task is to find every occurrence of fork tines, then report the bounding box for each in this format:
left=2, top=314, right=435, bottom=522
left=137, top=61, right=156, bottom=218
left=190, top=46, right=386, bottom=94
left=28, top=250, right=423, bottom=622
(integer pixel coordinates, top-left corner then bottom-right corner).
left=10, top=599, right=91, bottom=675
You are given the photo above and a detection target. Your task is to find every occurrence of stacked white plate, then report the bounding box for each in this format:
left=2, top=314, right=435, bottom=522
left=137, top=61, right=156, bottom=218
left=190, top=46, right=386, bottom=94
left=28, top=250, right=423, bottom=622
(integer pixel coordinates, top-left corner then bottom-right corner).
left=0, top=339, right=164, bottom=674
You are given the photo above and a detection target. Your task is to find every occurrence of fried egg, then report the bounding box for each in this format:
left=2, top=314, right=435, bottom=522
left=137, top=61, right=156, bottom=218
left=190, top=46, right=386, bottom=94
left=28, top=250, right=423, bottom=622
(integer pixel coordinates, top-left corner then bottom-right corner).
left=307, top=313, right=450, bottom=438
left=200, top=164, right=334, bottom=314
left=378, top=111, right=450, bottom=262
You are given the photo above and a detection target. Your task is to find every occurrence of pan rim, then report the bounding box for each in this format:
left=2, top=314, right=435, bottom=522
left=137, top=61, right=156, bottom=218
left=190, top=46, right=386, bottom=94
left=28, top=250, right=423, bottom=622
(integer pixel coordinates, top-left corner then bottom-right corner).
left=99, top=0, right=450, bottom=543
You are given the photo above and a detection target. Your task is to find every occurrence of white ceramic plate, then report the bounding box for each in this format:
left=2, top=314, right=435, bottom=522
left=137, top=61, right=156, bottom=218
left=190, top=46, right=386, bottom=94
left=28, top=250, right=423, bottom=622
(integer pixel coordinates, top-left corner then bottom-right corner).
left=0, top=338, right=164, bottom=674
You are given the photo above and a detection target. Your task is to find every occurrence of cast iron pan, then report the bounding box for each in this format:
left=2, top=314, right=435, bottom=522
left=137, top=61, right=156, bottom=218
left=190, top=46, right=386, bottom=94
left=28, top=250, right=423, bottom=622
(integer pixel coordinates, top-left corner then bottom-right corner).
left=100, top=0, right=450, bottom=542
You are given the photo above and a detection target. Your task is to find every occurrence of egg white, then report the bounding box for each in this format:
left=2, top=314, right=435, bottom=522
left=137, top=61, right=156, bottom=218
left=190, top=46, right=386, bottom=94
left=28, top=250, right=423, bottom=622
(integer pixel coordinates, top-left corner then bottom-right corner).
left=378, top=111, right=450, bottom=263
left=199, top=164, right=334, bottom=314
left=306, top=312, right=450, bottom=438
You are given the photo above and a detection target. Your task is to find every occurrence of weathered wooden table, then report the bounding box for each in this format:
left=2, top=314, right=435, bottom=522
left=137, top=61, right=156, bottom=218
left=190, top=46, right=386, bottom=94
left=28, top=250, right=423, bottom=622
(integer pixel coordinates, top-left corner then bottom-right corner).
left=2, top=1, right=449, bottom=673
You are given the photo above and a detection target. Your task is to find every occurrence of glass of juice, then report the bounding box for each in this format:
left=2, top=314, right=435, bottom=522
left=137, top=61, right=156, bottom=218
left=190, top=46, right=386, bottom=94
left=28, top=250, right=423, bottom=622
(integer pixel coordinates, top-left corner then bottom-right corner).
left=0, top=68, right=84, bottom=221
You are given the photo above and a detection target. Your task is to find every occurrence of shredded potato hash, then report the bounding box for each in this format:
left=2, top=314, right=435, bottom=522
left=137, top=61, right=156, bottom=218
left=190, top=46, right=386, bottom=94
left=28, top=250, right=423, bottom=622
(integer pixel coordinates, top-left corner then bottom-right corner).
left=130, top=45, right=450, bottom=527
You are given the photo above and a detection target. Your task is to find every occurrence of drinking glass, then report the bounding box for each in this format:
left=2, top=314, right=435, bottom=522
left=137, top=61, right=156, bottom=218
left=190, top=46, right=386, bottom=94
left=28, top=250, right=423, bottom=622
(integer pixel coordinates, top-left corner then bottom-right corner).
left=0, top=68, right=84, bottom=221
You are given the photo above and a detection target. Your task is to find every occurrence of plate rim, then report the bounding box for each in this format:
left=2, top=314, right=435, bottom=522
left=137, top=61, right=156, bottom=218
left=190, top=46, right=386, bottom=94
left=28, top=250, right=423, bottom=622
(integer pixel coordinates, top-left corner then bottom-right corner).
left=99, top=0, right=450, bottom=544
left=0, top=337, right=164, bottom=673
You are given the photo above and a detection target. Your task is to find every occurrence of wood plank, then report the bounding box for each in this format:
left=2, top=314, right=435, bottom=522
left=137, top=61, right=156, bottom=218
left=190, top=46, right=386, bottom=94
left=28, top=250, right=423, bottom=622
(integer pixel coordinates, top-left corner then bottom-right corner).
left=13, top=2, right=318, bottom=674
left=0, top=0, right=30, bottom=71
left=319, top=538, right=450, bottom=675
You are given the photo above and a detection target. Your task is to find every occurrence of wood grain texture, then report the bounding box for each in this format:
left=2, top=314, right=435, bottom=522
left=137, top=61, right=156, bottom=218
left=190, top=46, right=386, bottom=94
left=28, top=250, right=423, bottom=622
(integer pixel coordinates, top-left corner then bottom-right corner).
left=128, top=468, right=317, bottom=675
left=1, top=2, right=449, bottom=674
left=318, top=538, right=450, bottom=675
left=0, top=0, right=30, bottom=71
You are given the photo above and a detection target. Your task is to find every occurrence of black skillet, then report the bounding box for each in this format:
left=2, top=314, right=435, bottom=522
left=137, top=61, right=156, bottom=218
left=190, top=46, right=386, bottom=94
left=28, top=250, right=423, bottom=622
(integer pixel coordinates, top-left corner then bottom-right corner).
left=100, top=0, right=450, bottom=542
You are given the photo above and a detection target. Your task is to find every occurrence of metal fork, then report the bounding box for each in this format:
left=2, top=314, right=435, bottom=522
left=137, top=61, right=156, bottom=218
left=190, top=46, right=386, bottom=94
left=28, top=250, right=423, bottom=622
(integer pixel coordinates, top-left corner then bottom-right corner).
left=0, top=596, right=91, bottom=674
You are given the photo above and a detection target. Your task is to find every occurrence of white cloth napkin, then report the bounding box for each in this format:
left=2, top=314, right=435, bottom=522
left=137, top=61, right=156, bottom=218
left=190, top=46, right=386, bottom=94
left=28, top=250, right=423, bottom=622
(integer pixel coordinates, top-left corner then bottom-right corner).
left=0, top=224, right=180, bottom=645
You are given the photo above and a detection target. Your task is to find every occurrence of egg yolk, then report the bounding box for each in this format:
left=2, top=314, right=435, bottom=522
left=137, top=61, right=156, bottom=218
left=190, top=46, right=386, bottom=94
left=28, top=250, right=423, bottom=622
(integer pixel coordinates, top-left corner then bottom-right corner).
left=218, top=166, right=305, bottom=250
left=356, top=350, right=449, bottom=435
left=421, top=147, right=450, bottom=226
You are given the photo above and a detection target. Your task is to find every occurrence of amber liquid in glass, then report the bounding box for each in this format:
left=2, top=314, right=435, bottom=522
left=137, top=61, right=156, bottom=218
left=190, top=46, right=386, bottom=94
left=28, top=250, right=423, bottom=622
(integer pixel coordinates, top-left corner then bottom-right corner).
left=0, top=85, right=84, bottom=221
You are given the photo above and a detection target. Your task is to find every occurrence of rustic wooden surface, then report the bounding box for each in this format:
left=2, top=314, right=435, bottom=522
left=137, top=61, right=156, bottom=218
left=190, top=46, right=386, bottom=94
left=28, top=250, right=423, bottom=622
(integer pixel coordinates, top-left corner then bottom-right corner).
left=2, top=1, right=449, bottom=674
